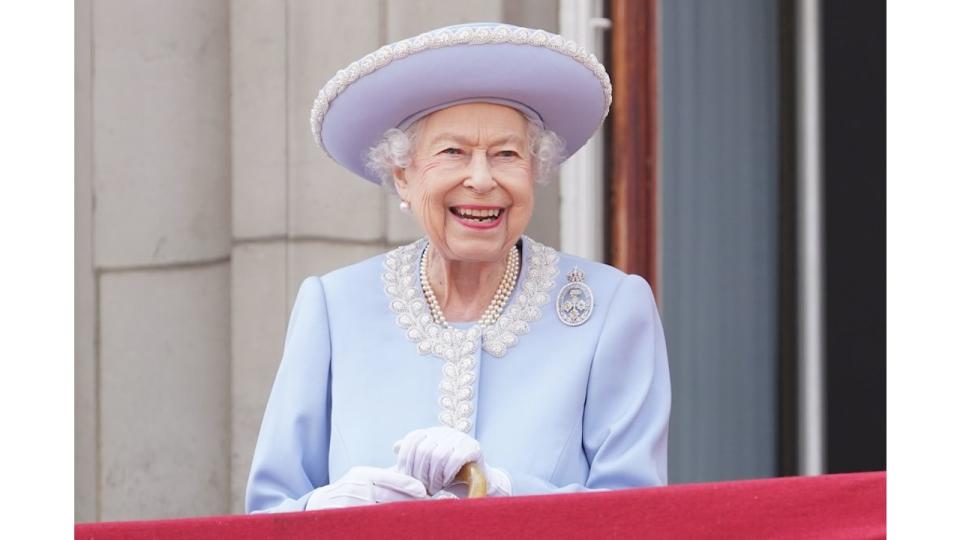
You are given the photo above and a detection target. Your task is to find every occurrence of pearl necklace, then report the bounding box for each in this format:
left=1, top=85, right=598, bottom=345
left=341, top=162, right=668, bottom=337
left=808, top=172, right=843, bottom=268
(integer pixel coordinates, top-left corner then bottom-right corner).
left=420, top=242, right=521, bottom=329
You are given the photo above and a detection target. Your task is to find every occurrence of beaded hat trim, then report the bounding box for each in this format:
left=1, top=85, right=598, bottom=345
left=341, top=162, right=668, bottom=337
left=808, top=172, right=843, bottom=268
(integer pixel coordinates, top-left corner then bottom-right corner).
left=310, top=24, right=612, bottom=155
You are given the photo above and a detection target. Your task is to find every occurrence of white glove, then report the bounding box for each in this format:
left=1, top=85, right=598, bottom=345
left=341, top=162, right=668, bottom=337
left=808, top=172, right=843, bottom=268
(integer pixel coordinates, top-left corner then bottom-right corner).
left=393, top=426, right=512, bottom=497
left=304, top=466, right=428, bottom=510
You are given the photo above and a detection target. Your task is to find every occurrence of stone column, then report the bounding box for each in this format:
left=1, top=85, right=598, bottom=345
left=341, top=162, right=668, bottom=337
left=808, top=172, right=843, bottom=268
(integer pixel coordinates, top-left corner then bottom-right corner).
left=91, top=0, right=232, bottom=520
left=284, top=0, right=387, bottom=308
left=75, top=0, right=96, bottom=523
left=228, top=0, right=289, bottom=515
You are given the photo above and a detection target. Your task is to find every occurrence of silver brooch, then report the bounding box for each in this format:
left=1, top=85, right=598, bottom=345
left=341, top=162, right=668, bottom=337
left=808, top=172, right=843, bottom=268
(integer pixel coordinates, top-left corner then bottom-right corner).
left=556, top=267, right=594, bottom=326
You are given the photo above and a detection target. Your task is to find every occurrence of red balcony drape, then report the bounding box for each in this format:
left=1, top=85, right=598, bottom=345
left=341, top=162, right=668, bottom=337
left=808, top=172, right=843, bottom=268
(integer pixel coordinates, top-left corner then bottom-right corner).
left=76, top=471, right=885, bottom=540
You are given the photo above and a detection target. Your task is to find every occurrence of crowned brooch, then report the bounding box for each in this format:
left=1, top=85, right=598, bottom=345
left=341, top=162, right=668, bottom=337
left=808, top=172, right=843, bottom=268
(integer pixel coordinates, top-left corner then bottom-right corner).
left=556, top=267, right=594, bottom=326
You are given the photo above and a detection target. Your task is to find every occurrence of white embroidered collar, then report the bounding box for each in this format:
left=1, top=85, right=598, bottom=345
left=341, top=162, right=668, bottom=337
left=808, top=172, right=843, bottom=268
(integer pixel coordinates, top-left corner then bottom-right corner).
left=381, top=236, right=560, bottom=431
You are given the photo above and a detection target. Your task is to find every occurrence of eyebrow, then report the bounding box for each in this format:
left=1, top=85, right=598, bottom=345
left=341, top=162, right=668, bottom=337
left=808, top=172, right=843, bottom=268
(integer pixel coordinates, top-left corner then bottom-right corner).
left=427, top=132, right=524, bottom=147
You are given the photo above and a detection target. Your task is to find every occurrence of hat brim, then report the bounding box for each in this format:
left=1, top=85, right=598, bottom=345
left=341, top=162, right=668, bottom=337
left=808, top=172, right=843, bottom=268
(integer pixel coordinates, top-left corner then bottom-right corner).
left=319, top=35, right=609, bottom=184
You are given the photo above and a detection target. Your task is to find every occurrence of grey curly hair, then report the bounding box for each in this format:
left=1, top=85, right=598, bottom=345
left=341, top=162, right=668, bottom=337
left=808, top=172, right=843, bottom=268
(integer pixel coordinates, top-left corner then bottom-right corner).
left=366, top=117, right=565, bottom=193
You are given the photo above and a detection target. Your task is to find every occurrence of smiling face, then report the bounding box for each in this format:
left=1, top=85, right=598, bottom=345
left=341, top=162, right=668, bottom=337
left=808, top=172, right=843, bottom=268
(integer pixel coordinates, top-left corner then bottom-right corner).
left=394, top=102, right=535, bottom=264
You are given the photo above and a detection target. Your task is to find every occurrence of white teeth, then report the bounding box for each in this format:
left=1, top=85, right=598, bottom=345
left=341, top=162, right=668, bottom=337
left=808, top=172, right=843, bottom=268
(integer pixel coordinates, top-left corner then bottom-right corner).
left=453, top=207, right=502, bottom=219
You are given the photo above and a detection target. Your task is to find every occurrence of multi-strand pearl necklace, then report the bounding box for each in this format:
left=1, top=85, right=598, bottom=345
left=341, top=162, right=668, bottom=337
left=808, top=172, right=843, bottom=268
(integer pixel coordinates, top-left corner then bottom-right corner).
left=420, top=242, right=521, bottom=329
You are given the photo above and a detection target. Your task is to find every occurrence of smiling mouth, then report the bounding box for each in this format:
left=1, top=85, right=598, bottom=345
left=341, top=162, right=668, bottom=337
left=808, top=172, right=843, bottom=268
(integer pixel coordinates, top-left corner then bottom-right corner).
left=449, top=206, right=505, bottom=223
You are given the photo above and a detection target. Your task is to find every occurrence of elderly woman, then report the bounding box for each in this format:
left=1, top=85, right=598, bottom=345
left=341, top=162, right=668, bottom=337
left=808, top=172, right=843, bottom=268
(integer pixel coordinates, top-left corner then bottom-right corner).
left=246, top=22, right=670, bottom=513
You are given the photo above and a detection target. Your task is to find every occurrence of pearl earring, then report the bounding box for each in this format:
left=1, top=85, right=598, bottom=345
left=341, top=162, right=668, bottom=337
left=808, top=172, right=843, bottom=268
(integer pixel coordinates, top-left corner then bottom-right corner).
left=399, top=200, right=410, bottom=212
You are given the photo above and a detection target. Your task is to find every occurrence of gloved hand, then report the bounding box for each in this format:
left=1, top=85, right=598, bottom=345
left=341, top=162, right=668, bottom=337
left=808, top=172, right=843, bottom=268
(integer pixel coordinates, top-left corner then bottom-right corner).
left=393, top=426, right=512, bottom=497
left=304, top=466, right=428, bottom=510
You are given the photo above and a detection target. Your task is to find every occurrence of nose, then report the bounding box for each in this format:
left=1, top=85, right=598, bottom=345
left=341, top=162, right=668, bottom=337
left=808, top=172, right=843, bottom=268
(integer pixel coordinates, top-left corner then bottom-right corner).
left=463, top=150, right=496, bottom=193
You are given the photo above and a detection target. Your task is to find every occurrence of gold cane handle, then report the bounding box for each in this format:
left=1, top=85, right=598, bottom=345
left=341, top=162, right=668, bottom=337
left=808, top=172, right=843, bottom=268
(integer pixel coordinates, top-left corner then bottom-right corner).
left=454, top=462, right=487, bottom=498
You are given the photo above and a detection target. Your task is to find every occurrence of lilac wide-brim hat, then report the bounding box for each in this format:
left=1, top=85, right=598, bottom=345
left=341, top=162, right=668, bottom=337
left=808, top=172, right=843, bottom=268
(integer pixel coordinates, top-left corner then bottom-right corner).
left=310, top=22, right=612, bottom=184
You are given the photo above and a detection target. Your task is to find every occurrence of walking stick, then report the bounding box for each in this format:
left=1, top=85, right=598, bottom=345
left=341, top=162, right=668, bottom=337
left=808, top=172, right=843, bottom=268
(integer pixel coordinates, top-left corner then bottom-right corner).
left=454, top=462, right=487, bottom=498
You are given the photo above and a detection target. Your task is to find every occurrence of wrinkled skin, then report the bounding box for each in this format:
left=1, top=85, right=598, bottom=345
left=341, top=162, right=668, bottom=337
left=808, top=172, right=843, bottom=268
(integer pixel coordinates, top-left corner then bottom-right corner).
left=393, top=103, right=535, bottom=322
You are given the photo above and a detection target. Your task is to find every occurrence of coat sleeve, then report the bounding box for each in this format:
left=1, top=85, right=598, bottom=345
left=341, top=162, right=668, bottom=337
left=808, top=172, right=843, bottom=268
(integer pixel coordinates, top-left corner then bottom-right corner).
left=508, top=274, right=671, bottom=495
left=245, top=276, right=332, bottom=513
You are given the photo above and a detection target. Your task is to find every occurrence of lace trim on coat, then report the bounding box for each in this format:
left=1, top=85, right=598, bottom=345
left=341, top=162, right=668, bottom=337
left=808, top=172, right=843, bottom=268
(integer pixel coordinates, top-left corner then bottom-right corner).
left=381, top=236, right=559, bottom=431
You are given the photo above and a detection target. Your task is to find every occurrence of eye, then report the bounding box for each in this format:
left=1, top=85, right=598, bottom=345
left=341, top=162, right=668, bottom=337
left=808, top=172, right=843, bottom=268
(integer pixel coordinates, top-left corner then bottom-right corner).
left=439, top=147, right=463, bottom=155
left=495, top=150, right=520, bottom=158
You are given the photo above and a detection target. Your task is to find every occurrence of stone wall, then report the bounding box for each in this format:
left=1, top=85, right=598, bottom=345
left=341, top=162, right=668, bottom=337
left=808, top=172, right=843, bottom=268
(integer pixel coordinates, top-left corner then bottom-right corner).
left=75, top=0, right=559, bottom=521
